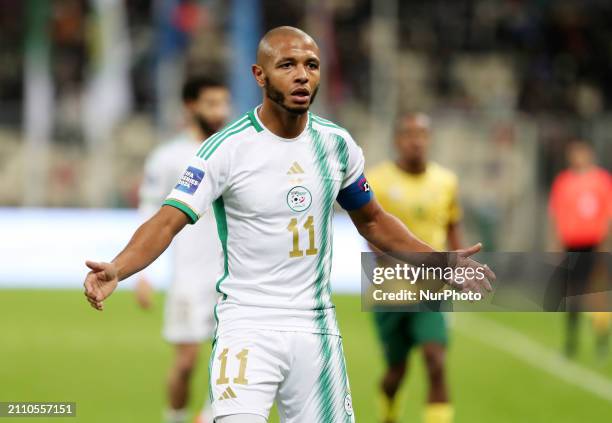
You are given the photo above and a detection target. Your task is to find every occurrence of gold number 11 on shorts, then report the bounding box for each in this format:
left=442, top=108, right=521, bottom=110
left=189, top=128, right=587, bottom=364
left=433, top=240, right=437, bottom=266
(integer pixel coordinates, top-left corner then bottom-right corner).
left=216, top=348, right=250, bottom=385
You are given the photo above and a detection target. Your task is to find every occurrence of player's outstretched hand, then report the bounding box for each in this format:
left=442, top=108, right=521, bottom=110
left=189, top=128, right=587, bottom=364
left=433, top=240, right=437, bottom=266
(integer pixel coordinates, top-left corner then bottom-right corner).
left=451, top=243, right=496, bottom=295
left=83, top=260, right=119, bottom=311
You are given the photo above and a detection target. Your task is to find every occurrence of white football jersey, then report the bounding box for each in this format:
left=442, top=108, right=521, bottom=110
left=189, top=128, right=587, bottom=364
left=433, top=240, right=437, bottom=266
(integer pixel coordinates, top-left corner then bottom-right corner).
left=164, top=107, right=365, bottom=336
left=140, top=133, right=223, bottom=294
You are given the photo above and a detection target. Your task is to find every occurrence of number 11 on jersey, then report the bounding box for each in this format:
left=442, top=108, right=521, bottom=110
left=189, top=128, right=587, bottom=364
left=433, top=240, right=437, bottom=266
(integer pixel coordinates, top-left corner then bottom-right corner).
left=287, top=216, right=318, bottom=258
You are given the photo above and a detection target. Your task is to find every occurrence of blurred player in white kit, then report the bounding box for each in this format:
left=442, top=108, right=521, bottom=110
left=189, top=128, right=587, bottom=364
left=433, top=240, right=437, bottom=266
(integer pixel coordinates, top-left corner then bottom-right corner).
left=135, top=76, right=231, bottom=423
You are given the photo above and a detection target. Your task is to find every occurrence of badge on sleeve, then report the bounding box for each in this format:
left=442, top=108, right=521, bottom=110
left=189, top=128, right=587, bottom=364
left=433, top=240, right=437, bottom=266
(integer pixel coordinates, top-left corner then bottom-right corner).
left=175, top=166, right=205, bottom=195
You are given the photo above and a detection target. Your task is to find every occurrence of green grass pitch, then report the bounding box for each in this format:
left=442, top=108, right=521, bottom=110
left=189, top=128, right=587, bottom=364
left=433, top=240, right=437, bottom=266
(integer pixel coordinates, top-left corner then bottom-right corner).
left=0, top=290, right=610, bottom=422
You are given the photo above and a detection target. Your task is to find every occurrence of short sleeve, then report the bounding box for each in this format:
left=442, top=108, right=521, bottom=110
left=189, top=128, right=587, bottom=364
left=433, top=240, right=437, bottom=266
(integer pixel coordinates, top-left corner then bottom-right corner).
left=341, top=133, right=366, bottom=189
left=163, top=146, right=230, bottom=224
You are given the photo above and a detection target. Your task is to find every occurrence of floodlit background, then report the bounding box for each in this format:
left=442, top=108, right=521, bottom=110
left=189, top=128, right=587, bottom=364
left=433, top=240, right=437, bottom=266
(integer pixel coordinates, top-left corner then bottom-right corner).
left=0, top=1, right=610, bottom=422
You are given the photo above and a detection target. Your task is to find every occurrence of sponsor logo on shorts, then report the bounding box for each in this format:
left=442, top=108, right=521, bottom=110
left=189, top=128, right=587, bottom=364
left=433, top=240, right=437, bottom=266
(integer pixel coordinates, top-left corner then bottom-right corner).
left=286, top=186, right=312, bottom=212
left=218, top=386, right=237, bottom=401
left=344, top=393, right=353, bottom=416
left=176, top=166, right=204, bottom=195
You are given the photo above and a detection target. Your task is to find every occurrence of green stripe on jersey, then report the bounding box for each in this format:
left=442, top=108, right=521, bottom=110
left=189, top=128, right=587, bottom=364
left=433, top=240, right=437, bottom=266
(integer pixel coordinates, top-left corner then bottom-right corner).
left=196, top=115, right=249, bottom=157
left=208, top=336, right=218, bottom=403
left=163, top=199, right=199, bottom=223
left=311, top=115, right=347, bottom=132
left=316, top=333, right=336, bottom=421
left=203, top=120, right=252, bottom=160
left=312, top=114, right=338, bottom=125
left=212, top=197, right=229, bottom=299
left=337, top=340, right=353, bottom=423
left=247, top=109, right=264, bottom=132
left=333, top=134, right=349, bottom=176
left=308, top=126, right=335, bottom=314
left=309, top=125, right=352, bottom=421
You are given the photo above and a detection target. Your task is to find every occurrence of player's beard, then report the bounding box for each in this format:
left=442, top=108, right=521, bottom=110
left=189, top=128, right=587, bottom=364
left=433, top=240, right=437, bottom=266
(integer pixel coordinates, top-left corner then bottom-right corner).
left=194, top=114, right=223, bottom=138
left=264, top=77, right=318, bottom=115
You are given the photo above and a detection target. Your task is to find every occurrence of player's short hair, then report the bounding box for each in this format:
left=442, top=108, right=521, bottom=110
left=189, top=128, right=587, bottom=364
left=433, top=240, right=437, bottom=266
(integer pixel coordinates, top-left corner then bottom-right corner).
left=566, top=138, right=594, bottom=156
left=567, top=137, right=592, bottom=147
left=395, top=113, right=431, bottom=133
left=181, top=76, right=226, bottom=103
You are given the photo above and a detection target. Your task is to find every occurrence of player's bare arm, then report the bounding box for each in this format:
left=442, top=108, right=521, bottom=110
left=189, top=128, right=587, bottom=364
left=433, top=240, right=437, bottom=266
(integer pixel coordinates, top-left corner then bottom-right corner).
left=349, top=197, right=495, bottom=294
left=351, top=197, right=436, bottom=253
left=83, top=205, right=189, bottom=311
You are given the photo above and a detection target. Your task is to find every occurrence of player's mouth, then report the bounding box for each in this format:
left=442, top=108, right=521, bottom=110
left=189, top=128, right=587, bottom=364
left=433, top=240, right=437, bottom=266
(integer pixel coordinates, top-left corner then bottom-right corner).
left=289, top=88, right=310, bottom=104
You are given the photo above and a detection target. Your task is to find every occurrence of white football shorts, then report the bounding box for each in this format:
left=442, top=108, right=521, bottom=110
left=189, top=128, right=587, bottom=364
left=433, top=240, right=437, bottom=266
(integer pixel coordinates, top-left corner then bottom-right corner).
left=162, top=286, right=218, bottom=344
left=209, top=328, right=355, bottom=423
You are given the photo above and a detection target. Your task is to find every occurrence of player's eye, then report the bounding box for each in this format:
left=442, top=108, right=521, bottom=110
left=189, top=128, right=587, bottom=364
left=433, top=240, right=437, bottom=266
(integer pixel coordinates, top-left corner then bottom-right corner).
left=279, top=63, right=292, bottom=69
left=308, top=62, right=319, bottom=70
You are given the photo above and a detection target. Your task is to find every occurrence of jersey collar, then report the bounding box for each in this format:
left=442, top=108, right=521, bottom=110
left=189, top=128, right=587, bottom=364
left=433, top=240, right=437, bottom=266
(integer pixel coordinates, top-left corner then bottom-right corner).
left=249, top=105, right=311, bottom=142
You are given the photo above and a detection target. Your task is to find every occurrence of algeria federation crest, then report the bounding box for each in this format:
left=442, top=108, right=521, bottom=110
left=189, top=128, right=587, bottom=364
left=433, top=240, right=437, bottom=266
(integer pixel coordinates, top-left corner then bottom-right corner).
left=286, top=186, right=312, bottom=212
left=344, top=393, right=353, bottom=416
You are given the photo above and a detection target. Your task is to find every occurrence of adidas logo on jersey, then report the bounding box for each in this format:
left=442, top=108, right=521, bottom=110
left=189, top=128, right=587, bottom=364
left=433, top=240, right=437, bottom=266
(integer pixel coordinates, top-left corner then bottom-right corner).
left=287, top=161, right=305, bottom=175
left=218, top=386, right=237, bottom=401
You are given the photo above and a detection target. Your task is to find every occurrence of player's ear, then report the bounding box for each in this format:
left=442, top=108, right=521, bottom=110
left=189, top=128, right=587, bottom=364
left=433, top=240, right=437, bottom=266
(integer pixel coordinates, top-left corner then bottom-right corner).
left=252, top=64, right=265, bottom=88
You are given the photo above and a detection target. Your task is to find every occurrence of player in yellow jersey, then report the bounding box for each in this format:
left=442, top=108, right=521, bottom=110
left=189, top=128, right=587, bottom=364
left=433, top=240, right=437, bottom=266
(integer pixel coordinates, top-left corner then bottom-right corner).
left=368, top=113, right=462, bottom=423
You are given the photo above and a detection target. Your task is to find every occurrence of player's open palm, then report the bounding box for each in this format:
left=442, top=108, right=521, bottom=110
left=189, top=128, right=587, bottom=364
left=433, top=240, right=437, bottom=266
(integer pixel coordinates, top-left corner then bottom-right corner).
left=451, top=243, right=496, bottom=295
left=83, top=260, right=119, bottom=311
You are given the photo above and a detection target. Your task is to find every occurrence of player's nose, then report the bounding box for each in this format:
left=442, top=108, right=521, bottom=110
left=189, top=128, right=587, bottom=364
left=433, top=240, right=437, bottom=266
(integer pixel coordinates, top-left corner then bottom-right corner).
left=294, top=64, right=309, bottom=83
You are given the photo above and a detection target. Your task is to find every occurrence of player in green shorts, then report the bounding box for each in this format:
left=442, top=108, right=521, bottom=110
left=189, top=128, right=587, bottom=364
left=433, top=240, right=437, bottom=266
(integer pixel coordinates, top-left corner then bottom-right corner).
left=368, top=114, right=464, bottom=423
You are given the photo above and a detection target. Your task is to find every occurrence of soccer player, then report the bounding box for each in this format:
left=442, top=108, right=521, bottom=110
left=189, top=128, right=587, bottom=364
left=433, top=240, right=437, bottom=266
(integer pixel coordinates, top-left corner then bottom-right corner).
left=548, top=139, right=611, bottom=358
left=83, top=26, right=493, bottom=423
left=368, top=114, right=462, bottom=423
left=135, top=76, right=231, bottom=423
